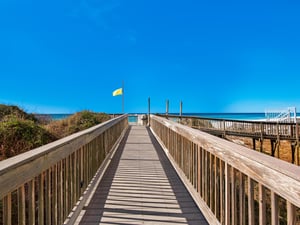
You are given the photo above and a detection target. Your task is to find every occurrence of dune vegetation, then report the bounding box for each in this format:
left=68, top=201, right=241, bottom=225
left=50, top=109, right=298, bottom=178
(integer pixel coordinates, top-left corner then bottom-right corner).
left=0, top=104, right=110, bottom=160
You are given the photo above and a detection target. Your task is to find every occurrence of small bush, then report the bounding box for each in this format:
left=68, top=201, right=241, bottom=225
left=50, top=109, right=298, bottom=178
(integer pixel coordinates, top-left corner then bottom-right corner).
left=0, top=116, right=56, bottom=159
left=0, top=104, right=110, bottom=160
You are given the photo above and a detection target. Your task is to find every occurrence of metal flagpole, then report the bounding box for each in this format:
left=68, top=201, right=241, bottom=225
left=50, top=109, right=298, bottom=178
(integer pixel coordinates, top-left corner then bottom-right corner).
left=122, top=81, right=124, bottom=113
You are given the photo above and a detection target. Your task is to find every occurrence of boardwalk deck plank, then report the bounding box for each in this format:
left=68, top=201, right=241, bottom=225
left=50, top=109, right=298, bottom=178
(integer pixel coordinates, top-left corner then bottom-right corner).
left=77, top=126, right=208, bottom=225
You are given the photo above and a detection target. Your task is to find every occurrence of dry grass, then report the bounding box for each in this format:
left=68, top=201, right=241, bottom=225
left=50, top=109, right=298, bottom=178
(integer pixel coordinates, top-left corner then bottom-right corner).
left=226, top=135, right=295, bottom=164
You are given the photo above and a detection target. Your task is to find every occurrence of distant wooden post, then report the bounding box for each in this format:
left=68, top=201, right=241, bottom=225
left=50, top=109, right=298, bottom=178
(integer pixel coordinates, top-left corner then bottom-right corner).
left=180, top=101, right=183, bottom=123
left=296, top=122, right=299, bottom=165
left=148, top=97, right=151, bottom=126
left=260, top=123, right=264, bottom=152
left=223, top=120, right=226, bottom=138
left=166, top=99, right=169, bottom=119
left=276, top=122, right=280, bottom=158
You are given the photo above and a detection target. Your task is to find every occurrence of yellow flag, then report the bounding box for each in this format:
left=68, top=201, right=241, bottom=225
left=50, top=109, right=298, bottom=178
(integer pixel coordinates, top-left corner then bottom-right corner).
left=112, top=88, right=123, bottom=96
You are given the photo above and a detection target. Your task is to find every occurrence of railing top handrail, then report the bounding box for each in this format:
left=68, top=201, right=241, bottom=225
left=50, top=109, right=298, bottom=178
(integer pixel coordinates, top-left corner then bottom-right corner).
left=151, top=115, right=300, bottom=207
left=0, top=114, right=127, bottom=183
left=156, top=113, right=297, bottom=125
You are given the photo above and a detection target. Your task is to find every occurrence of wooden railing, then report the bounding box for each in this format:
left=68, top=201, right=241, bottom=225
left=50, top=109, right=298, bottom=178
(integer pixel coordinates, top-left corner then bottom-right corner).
left=150, top=115, right=300, bottom=225
left=0, top=115, right=128, bottom=225
left=158, top=114, right=300, bottom=140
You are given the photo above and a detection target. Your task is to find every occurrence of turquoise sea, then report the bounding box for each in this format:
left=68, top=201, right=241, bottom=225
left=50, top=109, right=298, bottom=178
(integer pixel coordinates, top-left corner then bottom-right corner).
left=46, top=112, right=300, bottom=122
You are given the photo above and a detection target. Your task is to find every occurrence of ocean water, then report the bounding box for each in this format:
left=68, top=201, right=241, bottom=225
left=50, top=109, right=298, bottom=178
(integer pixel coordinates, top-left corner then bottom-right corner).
left=180, top=113, right=266, bottom=121
left=48, top=114, right=72, bottom=120
left=48, top=112, right=300, bottom=122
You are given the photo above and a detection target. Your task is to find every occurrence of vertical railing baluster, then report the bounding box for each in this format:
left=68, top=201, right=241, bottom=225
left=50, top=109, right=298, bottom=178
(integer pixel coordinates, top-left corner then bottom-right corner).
left=52, top=165, right=58, bottom=225
left=231, top=167, right=237, bottom=225
left=225, top=163, right=230, bottom=225
left=210, top=153, right=214, bottom=210
left=248, top=177, right=254, bottom=225
left=28, top=180, right=35, bottom=225
left=287, top=202, right=296, bottom=225
left=215, top=157, right=220, bottom=220
left=259, top=184, right=266, bottom=225
left=17, top=185, right=26, bottom=225
left=46, top=169, right=51, bottom=225
left=271, top=191, right=279, bottom=225
left=38, top=173, right=45, bottom=225
left=239, top=172, right=245, bottom=225
left=3, top=193, right=12, bottom=225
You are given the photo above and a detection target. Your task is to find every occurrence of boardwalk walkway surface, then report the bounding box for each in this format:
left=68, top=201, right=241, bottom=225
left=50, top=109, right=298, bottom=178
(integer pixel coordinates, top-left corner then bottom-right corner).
left=76, top=126, right=208, bottom=225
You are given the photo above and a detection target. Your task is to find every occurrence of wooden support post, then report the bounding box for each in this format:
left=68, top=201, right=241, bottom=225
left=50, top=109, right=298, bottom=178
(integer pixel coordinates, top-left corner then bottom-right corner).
left=296, top=143, right=300, bottom=166
left=180, top=100, right=182, bottom=123
left=166, top=99, right=169, bottom=119
left=260, top=138, right=264, bottom=153
left=260, top=123, right=264, bottom=152
left=291, top=142, right=296, bottom=164
left=223, top=120, right=226, bottom=138
left=296, top=122, right=299, bottom=165
left=270, top=139, right=275, bottom=156
left=276, top=123, right=280, bottom=158
left=252, top=138, right=256, bottom=150
left=148, top=97, right=150, bottom=126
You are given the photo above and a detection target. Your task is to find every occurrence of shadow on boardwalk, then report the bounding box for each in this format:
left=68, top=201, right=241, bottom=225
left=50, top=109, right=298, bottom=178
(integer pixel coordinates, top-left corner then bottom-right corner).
left=78, top=126, right=208, bottom=225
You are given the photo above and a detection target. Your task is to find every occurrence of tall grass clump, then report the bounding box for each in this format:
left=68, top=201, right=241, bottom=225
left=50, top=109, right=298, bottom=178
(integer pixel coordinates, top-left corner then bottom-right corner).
left=45, top=110, right=110, bottom=139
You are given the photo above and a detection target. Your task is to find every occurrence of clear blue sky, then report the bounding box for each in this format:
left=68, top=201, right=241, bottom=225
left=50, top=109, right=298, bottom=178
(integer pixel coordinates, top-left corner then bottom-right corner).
left=1, top=0, right=300, bottom=114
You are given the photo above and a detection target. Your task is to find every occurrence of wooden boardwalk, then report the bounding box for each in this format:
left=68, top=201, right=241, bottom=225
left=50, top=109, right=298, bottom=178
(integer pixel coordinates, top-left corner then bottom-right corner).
left=76, top=126, right=208, bottom=225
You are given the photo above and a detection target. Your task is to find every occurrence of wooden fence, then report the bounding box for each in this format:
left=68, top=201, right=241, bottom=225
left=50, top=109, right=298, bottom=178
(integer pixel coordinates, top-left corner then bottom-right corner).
left=150, top=115, right=300, bottom=225
left=158, top=114, right=300, bottom=140
left=0, top=115, right=128, bottom=225
left=157, top=114, right=300, bottom=165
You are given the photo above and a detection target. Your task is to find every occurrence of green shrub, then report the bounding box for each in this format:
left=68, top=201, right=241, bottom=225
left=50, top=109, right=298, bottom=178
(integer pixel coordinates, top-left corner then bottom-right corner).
left=0, top=104, right=37, bottom=122
left=0, top=116, right=56, bottom=159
